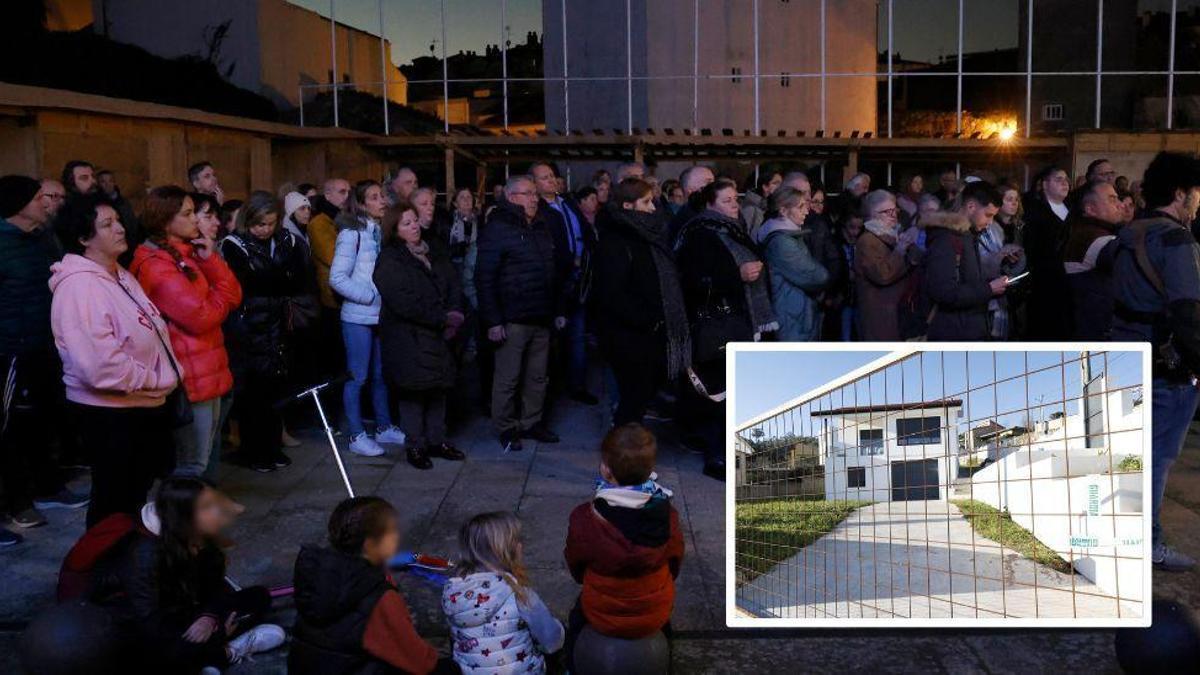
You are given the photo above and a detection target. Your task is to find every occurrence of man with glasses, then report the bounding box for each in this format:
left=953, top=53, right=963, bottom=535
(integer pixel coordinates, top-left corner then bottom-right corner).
left=1085, top=158, right=1118, bottom=184
left=476, top=176, right=567, bottom=452
left=38, top=179, right=65, bottom=219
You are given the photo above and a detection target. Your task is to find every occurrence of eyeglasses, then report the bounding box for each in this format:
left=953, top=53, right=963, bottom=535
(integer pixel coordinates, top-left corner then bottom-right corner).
left=875, top=207, right=899, bottom=217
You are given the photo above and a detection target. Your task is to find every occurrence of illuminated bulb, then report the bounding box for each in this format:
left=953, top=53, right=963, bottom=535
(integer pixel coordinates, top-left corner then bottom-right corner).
left=998, top=127, right=1016, bottom=141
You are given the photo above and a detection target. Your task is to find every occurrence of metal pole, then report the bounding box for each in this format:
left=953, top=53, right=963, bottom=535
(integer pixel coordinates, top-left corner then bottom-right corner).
left=820, top=0, right=827, bottom=131
left=753, top=0, right=760, bottom=136
left=330, top=0, right=338, bottom=128
left=627, top=0, right=633, bottom=134
left=501, top=0, right=509, bottom=129
left=561, top=0, right=570, bottom=134
left=956, top=0, right=963, bottom=133
left=441, top=0, right=449, bottom=133
left=692, top=0, right=699, bottom=132
left=1095, top=0, right=1103, bottom=128
left=1169, top=0, right=1177, bottom=129
left=1025, top=0, right=1033, bottom=138
left=299, top=85, right=305, bottom=127
left=378, top=0, right=388, bottom=135
left=310, top=390, right=354, bottom=498
left=887, top=0, right=893, bottom=138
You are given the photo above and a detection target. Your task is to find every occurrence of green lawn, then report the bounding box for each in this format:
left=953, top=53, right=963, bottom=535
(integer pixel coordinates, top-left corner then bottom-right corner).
left=951, top=499, right=1073, bottom=575
left=735, top=499, right=870, bottom=584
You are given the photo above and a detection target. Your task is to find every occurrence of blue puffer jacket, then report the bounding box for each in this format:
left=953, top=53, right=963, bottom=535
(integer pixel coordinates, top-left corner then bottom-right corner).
left=755, top=216, right=829, bottom=341
left=329, top=214, right=383, bottom=325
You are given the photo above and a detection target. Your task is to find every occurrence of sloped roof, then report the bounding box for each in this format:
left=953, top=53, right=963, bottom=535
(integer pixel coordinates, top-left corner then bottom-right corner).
left=810, top=399, right=963, bottom=417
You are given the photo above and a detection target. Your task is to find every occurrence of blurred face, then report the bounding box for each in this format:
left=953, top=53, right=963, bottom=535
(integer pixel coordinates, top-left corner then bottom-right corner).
left=595, top=181, right=610, bottom=203
left=909, top=175, right=924, bottom=194
left=82, top=204, right=127, bottom=261
left=531, top=165, right=558, bottom=199
left=362, top=516, right=401, bottom=566
left=193, top=488, right=224, bottom=538
left=196, top=202, right=221, bottom=240
left=762, top=173, right=782, bottom=197
left=647, top=176, right=661, bottom=198
left=97, top=173, right=116, bottom=195
left=782, top=174, right=811, bottom=199
left=1183, top=187, right=1200, bottom=222
left=965, top=200, right=999, bottom=231
left=396, top=209, right=421, bottom=244
left=1120, top=196, right=1135, bottom=223
left=810, top=189, right=825, bottom=215
left=844, top=218, right=864, bottom=243
left=40, top=180, right=65, bottom=217
left=1090, top=161, right=1117, bottom=183
left=619, top=165, right=646, bottom=182
left=325, top=179, right=351, bottom=208
left=293, top=204, right=312, bottom=226
left=579, top=193, right=599, bottom=215
left=391, top=169, right=417, bottom=200
left=919, top=198, right=940, bottom=216
left=249, top=212, right=278, bottom=241
left=506, top=179, right=539, bottom=219
left=668, top=187, right=686, bottom=205
left=1044, top=170, right=1070, bottom=202
left=72, top=166, right=97, bottom=194
left=14, top=187, right=50, bottom=228
left=412, top=191, right=434, bottom=225
left=1000, top=189, right=1020, bottom=218
left=940, top=171, right=957, bottom=191
left=629, top=193, right=656, bottom=213
left=783, top=197, right=810, bottom=226
left=870, top=194, right=899, bottom=228
left=454, top=189, right=475, bottom=214
left=192, top=165, right=218, bottom=194
left=224, top=208, right=241, bottom=234
left=711, top=186, right=740, bottom=219
left=850, top=176, right=870, bottom=197
left=1083, top=183, right=1122, bottom=224
left=684, top=167, right=715, bottom=195
left=363, top=185, right=387, bottom=220
left=167, top=196, right=200, bottom=241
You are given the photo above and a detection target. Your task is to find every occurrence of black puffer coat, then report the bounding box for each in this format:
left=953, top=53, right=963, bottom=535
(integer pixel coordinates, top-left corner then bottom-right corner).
left=374, top=240, right=461, bottom=392
left=290, top=546, right=392, bottom=675
left=921, top=211, right=994, bottom=341
left=221, top=230, right=309, bottom=377
left=474, top=200, right=567, bottom=328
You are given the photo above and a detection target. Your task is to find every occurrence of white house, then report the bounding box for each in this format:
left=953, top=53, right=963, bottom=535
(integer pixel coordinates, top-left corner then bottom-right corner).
left=816, top=399, right=963, bottom=503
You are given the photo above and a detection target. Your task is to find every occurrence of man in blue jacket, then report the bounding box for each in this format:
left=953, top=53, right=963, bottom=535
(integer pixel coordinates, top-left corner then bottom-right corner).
left=476, top=176, right=568, bottom=452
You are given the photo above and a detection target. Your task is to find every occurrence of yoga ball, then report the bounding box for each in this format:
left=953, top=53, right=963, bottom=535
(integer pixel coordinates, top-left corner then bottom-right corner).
left=20, top=601, right=118, bottom=675
left=574, top=626, right=670, bottom=675
left=1114, top=599, right=1200, bottom=673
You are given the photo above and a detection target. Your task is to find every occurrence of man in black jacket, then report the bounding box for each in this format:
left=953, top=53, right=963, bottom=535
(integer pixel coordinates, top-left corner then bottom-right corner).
left=1063, top=180, right=1123, bottom=340
left=475, top=176, right=567, bottom=452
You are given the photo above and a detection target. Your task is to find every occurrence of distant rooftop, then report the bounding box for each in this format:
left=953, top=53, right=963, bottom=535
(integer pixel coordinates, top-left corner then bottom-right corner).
left=810, top=399, right=963, bottom=417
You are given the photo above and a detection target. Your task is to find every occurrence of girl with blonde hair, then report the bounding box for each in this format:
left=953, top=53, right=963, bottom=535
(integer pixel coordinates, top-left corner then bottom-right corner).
left=442, top=512, right=564, bottom=673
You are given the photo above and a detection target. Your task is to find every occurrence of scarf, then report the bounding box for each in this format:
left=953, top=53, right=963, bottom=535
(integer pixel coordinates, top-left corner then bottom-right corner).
left=594, top=473, right=673, bottom=509
left=406, top=240, right=431, bottom=269
left=864, top=218, right=899, bottom=243
left=613, top=207, right=692, bottom=380
left=449, top=210, right=476, bottom=248
left=694, top=209, right=778, bottom=337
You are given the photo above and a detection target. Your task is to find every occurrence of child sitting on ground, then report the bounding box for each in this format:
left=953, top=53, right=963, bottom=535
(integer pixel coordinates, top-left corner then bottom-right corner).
left=563, top=423, right=685, bottom=665
left=290, top=496, right=454, bottom=675
left=442, top=511, right=565, bottom=674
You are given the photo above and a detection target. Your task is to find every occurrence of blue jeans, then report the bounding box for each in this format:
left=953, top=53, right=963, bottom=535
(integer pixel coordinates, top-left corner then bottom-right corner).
left=342, top=322, right=392, bottom=436
left=1150, top=378, right=1199, bottom=544
left=566, top=306, right=588, bottom=392
left=172, top=394, right=231, bottom=479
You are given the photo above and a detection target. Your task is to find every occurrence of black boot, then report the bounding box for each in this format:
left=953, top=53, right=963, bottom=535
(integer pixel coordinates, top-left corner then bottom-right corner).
left=406, top=445, right=433, bottom=470
left=427, top=443, right=465, bottom=461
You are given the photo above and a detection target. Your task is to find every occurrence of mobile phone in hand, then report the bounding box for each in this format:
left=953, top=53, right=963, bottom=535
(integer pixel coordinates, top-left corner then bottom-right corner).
left=1006, top=271, right=1030, bottom=285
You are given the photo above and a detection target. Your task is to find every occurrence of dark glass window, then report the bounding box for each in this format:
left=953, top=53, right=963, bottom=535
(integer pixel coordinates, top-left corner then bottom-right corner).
left=848, top=466, right=867, bottom=488
left=896, top=416, right=941, bottom=446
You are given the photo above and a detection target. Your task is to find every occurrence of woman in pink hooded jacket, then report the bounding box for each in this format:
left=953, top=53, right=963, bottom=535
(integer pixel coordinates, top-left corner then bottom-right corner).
left=50, top=194, right=180, bottom=527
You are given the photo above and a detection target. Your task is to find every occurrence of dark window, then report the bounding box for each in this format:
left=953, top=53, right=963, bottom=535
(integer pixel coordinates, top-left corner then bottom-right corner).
left=732, top=66, right=743, bottom=83
left=858, top=429, right=883, bottom=455
left=848, top=466, right=867, bottom=488
left=896, top=416, right=941, bottom=446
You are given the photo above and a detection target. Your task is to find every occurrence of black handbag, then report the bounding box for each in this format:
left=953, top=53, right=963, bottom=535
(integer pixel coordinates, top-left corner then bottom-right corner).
left=115, top=281, right=194, bottom=429
left=690, top=280, right=752, bottom=364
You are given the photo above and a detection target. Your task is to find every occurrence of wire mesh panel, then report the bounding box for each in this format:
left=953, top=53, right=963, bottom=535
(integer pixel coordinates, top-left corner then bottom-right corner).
left=733, top=349, right=1147, bottom=622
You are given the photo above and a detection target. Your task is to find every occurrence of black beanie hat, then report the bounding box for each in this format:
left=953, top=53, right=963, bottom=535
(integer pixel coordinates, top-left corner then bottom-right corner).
left=0, top=175, right=41, bottom=219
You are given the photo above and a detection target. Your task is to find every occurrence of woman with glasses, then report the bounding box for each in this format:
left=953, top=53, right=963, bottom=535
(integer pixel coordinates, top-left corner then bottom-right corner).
left=854, top=189, right=923, bottom=341
left=752, top=187, right=828, bottom=341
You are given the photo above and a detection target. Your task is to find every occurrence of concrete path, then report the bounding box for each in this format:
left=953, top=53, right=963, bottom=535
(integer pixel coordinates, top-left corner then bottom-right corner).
left=738, top=502, right=1142, bottom=620
left=1, top=384, right=1198, bottom=672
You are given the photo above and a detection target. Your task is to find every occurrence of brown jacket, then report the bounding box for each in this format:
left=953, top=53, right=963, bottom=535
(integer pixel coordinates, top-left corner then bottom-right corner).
left=308, top=211, right=339, bottom=309
left=854, top=227, right=915, bottom=340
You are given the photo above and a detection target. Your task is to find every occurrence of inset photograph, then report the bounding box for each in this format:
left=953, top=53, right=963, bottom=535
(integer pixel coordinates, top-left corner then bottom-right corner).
left=727, top=344, right=1151, bottom=627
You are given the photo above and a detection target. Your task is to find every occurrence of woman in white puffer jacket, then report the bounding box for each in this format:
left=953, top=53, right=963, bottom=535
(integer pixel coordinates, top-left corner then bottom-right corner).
left=442, top=512, right=564, bottom=674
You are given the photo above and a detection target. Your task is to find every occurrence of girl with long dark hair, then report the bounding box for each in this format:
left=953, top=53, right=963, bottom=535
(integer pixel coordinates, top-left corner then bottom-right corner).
left=90, top=476, right=283, bottom=672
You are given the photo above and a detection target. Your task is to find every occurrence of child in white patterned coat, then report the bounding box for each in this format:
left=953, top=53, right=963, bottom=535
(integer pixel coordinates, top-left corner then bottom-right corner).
left=442, top=512, right=564, bottom=674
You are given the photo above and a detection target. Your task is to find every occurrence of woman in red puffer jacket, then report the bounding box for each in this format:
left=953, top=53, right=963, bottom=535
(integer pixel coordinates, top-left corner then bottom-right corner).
left=131, top=186, right=242, bottom=481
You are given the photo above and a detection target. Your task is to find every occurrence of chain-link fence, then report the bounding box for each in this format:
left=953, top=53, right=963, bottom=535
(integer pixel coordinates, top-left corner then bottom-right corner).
left=733, top=348, right=1147, bottom=622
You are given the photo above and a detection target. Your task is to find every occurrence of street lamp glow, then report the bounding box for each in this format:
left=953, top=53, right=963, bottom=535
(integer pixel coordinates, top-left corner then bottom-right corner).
left=998, top=127, right=1016, bottom=142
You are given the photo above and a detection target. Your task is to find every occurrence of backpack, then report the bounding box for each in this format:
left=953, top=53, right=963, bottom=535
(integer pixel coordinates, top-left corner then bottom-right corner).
left=57, top=513, right=137, bottom=602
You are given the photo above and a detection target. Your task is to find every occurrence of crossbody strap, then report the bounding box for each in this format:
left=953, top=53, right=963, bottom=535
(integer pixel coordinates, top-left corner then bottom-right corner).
left=113, top=278, right=184, bottom=384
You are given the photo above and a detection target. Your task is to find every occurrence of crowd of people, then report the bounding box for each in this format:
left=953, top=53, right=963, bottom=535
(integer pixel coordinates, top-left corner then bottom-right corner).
left=1, top=148, right=1198, bottom=671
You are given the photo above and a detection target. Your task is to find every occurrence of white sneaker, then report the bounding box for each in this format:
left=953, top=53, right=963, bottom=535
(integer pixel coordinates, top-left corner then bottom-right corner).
left=375, top=425, right=407, bottom=445
left=348, top=432, right=385, bottom=457
left=227, top=623, right=285, bottom=663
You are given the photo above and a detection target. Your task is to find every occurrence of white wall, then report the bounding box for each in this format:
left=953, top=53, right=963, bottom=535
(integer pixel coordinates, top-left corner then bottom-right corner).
left=820, top=408, right=957, bottom=502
